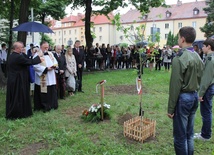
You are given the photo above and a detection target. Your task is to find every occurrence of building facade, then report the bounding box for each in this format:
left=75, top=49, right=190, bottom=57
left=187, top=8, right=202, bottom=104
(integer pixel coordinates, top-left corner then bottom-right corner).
left=48, top=1, right=207, bottom=47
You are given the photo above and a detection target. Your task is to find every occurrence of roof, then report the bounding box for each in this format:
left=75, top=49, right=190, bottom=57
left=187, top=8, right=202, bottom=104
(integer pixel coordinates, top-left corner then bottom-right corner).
left=121, top=1, right=207, bottom=23
left=50, top=12, right=114, bottom=29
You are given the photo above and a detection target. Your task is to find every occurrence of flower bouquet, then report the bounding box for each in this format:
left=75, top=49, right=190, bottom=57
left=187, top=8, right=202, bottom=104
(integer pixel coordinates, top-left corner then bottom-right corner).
left=82, top=103, right=111, bottom=122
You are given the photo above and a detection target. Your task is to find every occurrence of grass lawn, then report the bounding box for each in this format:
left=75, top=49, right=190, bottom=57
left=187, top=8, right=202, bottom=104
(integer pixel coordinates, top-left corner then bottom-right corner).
left=0, top=68, right=213, bottom=155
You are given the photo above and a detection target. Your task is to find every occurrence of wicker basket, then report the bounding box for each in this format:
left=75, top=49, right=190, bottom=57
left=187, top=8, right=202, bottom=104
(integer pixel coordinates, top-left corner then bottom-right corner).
left=124, top=116, right=156, bottom=143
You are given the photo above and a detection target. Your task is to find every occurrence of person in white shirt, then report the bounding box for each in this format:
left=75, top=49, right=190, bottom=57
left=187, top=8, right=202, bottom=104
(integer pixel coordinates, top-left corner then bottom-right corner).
left=33, top=41, right=58, bottom=112
left=0, top=43, right=7, bottom=75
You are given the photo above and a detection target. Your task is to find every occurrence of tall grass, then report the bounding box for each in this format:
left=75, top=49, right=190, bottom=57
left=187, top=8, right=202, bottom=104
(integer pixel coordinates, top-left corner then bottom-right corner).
left=0, top=68, right=213, bottom=155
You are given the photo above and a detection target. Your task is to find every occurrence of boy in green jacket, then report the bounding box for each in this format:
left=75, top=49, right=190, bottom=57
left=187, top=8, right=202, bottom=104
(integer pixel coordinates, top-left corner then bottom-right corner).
left=167, top=26, right=204, bottom=155
left=194, top=38, right=214, bottom=141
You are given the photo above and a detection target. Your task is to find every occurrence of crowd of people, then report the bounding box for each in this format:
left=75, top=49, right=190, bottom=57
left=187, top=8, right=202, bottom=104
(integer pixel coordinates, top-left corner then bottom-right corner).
left=2, top=26, right=214, bottom=155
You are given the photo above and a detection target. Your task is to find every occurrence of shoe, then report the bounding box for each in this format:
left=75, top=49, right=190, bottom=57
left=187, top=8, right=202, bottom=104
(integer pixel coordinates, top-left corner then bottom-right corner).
left=194, top=133, right=210, bottom=141
left=78, top=90, right=84, bottom=93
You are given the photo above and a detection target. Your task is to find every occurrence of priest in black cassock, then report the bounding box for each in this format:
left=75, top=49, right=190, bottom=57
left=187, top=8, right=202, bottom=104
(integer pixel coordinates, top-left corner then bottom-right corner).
left=6, top=41, right=43, bottom=120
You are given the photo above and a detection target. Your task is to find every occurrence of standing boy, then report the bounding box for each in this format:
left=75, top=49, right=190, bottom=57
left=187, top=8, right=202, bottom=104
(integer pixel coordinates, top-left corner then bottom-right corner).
left=167, top=26, right=204, bottom=155
left=194, top=38, right=214, bottom=141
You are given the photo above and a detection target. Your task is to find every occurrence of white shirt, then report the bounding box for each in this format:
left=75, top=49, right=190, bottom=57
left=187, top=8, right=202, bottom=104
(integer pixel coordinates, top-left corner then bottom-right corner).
left=0, top=49, right=7, bottom=63
left=33, top=51, right=58, bottom=86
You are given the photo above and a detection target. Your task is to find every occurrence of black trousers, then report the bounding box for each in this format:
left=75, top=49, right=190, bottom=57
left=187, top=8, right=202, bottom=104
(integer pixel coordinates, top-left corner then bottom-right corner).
left=34, top=84, right=58, bottom=111
left=77, top=67, right=83, bottom=91
left=155, top=60, right=161, bottom=70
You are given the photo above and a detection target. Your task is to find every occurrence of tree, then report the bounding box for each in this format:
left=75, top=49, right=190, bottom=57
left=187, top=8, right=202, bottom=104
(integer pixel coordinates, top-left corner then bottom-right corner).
left=31, top=0, right=70, bottom=24
left=200, top=0, right=214, bottom=38
left=166, top=31, right=173, bottom=46
left=17, top=0, right=31, bottom=46
left=70, top=0, right=165, bottom=50
left=41, top=34, right=54, bottom=47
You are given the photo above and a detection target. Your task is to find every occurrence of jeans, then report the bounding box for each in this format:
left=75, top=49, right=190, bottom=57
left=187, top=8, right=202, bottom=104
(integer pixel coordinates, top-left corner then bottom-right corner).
left=200, top=84, right=214, bottom=139
left=173, top=92, right=198, bottom=155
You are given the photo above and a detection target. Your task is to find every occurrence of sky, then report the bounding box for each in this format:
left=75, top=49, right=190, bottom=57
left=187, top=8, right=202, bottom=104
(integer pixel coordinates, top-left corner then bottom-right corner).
left=65, top=0, right=204, bottom=15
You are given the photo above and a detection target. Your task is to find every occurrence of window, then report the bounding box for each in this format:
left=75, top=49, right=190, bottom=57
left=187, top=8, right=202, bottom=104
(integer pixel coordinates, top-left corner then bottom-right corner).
left=64, top=38, right=66, bottom=44
left=81, top=36, right=84, bottom=39
left=99, top=27, right=102, bottom=32
left=142, top=15, right=148, bottom=20
left=165, top=23, right=169, bottom=29
left=59, top=38, right=61, bottom=44
left=166, top=10, right=171, bottom=18
left=178, top=22, right=182, bottom=28
left=165, top=34, right=168, bottom=39
left=58, top=31, right=61, bottom=36
left=193, top=8, right=199, bottom=15
left=64, top=23, right=67, bottom=27
left=99, top=36, right=102, bottom=41
left=75, top=29, right=77, bottom=34
left=152, top=24, right=156, bottom=28
left=55, top=39, right=56, bottom=43
left=75, top=37, right=77, bottom=41
left=81, top=32, right=83, bottom=35
left=69, top=30, right=71, bottom=35
left=93, top=27, right=95, bottom=32
left=64, top=31, right=66, bottom=35
left=192, top=21, right=197, bottom=28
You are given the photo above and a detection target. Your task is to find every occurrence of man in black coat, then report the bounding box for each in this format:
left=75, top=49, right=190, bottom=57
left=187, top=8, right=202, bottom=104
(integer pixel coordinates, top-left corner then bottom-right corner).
left=54, top=45, right=67, bottom=99
left=73, top=40, right=85, bottom=92
left=6, top=41, right=43, bottom=119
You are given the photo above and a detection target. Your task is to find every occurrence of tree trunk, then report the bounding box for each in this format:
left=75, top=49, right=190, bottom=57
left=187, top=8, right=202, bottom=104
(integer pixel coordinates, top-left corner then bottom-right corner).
left=85, top=0, right=93, bottom=49
left=17, top=0, right=31, bottom=46
left=6, top=0, right=15, bottom=78
left=41, top=13, right=46, bottom=41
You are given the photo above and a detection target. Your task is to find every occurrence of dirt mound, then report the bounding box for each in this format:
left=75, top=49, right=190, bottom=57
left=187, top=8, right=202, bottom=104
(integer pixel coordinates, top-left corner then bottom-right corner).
left=107, top=85, right=137, bottom=95
left=19, top=142, right=48, bottom=155
left=117, top=113, right=133, bottom=125
left=106, top=85, right=147, bottom=95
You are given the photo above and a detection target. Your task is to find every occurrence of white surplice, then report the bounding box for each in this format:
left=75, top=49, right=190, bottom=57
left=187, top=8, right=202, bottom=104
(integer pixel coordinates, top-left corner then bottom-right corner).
left=33, top=52, right=58, bottom=86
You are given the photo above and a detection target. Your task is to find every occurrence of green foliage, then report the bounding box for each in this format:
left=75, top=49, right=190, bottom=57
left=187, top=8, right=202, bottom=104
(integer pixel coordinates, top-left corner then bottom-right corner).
left=31, top=0, right=70, bottom=23
left=90, top=22, right=96, bottom=39
left=166, top=31, right=178, bottom=46
left=0, top=19, right=17, bottom=44
left=200, top=0, right=214, bottom=37
left=41, top=34, right=54, bottom=47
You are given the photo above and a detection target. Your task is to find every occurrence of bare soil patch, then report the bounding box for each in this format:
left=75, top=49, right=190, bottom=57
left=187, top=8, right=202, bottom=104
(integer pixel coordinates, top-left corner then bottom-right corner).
left=117, top=113, right=133, bottom=125
left=106, top=85, right=147, bottom=95
left=19, top=142, right=48, bottom=155
left=62, top=106, right=88, bottom=118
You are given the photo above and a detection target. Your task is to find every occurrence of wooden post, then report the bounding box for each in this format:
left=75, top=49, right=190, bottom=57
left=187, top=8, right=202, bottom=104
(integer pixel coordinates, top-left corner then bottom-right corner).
left=100, top=84, right=104, bottom=120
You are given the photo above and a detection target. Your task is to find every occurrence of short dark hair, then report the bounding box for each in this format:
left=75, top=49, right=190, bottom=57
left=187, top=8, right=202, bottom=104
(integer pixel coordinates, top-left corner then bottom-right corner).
left=1, top=43, right=6, bottom=48
left=30, top=43, right=34, bottom=47
left=40, top=41, right=48, bottom=46
left=203, top=38, right=214, bottom=51
left=75, top=40, right=80, bottom=44
left=179, top=26, right=196, bottom=43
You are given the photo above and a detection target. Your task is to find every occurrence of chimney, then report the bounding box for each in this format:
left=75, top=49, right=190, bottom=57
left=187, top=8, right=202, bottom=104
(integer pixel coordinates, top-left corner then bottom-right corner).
left=177, top=0, right=182, bottom=6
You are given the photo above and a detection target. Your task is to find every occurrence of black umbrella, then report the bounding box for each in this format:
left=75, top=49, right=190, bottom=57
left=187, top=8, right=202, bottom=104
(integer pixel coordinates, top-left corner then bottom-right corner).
left=12, top=21, right=54, bottom=33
